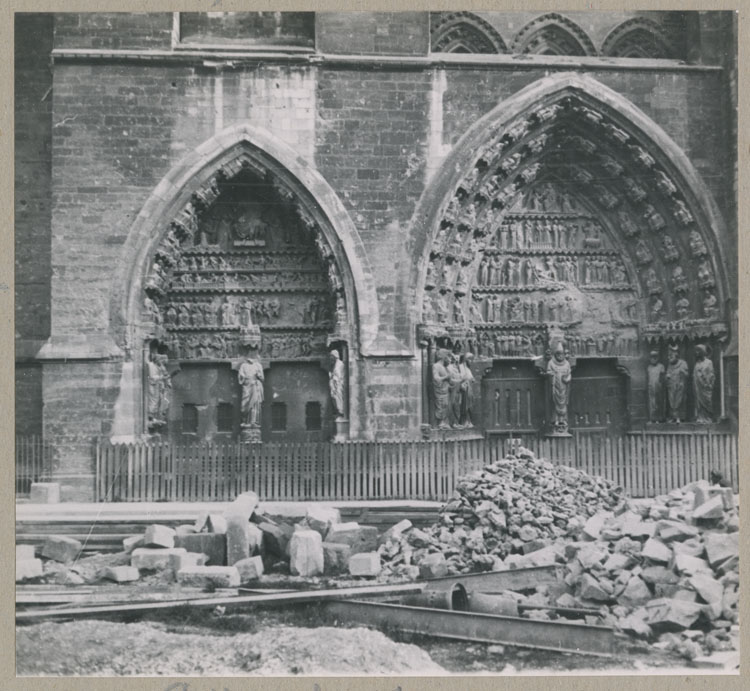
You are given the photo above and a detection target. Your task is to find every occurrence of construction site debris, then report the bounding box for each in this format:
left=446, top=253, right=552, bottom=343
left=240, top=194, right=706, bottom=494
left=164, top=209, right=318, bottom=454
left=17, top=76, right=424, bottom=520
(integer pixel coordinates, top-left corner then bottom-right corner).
left=131, top=547, right=186, bottom=571
left=41, top=536, right=82, bottom=564
left=348, top=552, right=381, bottom=577
left=289, top=529, right=324, bottom=577
left=235, top=556, right=264, bottom=582
left=176, top=566, right=241, bottom=588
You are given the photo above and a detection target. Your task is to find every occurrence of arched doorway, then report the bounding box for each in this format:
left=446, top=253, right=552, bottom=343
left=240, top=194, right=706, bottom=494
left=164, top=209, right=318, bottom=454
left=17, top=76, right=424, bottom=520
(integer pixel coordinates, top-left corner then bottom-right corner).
left=112, top=124, right=379, bottom=442
left=413, top=73, right=731, bottom=436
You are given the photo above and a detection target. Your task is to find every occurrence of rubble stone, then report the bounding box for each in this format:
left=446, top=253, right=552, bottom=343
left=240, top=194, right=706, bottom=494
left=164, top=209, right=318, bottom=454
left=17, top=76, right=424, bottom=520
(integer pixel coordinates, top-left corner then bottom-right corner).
left=377, top=519, right=412, bottom=546
left=258, top=522, right=289, bottom=557
left=41, top=536, right=82, bottom=564
left=326, top=523, right=378, bottom=554
left=176, top=566, right=240, bottom=588
left=169, top=551, right=208, bottom=572
left=618, top=576, right=652, bottom=607
left=690, top=573, right=723, bottom=615
left=641, top=538, right=672, bottom=564
left=656, top=520, right=699, bottom=542
left=419, top=552, right=448, bottom=579
left=131, top=547, right=187, bottom=570
left=577, top=573, right=610, bottom=601
left=235, top=555, right=264, bottom=582
left=123, top=535, right=144, bottom=553
left=582, top=512, right=611, bottom=540
left=16, top=559, right=43, bottom=581
left=640, top=566, right=679, bottom=585
left=289, top=529, right=324, bottom=577
left=16, top=544, right=36, bottom=560
left=175, top=525, right=197, bottom=537
left=305, top=506, right=341, bottom=537
left=674, top=553, right=712, bottom=576
left=692, top=496, right=724, bottom=520
left=100, top=566, right=139, bottom=583
left=174, top=533, right=226, bottom=566
left=349, top=552, right=381, bottom=577
left=223, top=491, right=259, bottom=521
left=644, top=598, right=703, bottom=630
left=704, top=532, right=738, bottom=567
left=194, top=513, right=228, bottom=534
left=143, top=524, right=176, bottom=548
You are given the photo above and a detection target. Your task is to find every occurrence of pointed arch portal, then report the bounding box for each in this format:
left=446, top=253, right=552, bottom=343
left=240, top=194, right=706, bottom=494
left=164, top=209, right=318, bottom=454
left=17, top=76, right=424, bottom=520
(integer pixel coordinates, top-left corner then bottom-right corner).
left=409, top=73, right=730, bottom=434
left=111, top=123, right=378, bottom=441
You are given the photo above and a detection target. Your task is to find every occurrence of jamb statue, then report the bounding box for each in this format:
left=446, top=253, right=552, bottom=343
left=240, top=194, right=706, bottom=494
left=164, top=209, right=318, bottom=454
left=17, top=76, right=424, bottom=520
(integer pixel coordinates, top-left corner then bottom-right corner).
left=646, top=350, right=665, bottom=423
left=238, top=352, right=265, bottom=428
left=329, top=349, right=346, bottom=420
left=665, top=345, right=688, bottom=423
left=547, top=342, right=572, bottom=435
left=693, top=344, right=715, bottom=423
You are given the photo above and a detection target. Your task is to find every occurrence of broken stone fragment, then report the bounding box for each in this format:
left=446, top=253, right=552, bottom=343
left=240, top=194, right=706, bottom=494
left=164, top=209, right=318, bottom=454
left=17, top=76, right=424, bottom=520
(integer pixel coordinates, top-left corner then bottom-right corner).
left=322, top=542, right=351, bottom=575
left=289, top=529, right=324, bottom=577
left=16, top=559, right=43, bottom=581
left=176, top=566, right=240, bottom=588
left=577, top=573, right=611, bottom=602
left=143, top=524, right=176, bottom=549
left=225, top=517, right=253, bottom=566
left=603, top=552, right=633, bottom=572
left=305, top=505, right=341, bottom=537
left=348, top=552, right=381, bottom=577
left=223, top=491, right=259, bottom=521
left=326, top=523, right=379, bottom=554
left=41, top=536, right=83, bottom=564
left=175, top=524, right=197, bottom=537
left=641, top=538, right=672, bottom=564
left=576, top=544, right=608, bottom=570
left=617, top=575, right=652, bottom=608
left=174, top=533, right=226, bottom=566
left=377, top=519, right=412, bottom=547
left=419, top=552, right=448, bottom=579
left=234, top=555, right=264, bottom=582
left=689, top=572, right=723, bottom=616
left=169, top=551, right=208, bottom=573
left=100, top=566, right=140, bottom=583
left=194, top=513, right=228, bottom=535
left=640, top=566, right=679, bottom=585
left=704, top=532, right=738, bottom=567
left=131, top=547, right=187, bottom=570
left=673, top=553, right=712, bottom=576
left=16, top=544, right=36, bottom=561
left=644, top=597, right=703, bottom=630
left=123, top=535, right=144, bottom=553
left=691, top=495, right=724, bottom=520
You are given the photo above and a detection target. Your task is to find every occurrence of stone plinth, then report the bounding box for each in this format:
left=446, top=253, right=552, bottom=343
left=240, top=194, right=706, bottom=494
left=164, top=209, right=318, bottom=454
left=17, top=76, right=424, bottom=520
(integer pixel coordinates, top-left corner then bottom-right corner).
left=240, top=424, right=261, bottom=443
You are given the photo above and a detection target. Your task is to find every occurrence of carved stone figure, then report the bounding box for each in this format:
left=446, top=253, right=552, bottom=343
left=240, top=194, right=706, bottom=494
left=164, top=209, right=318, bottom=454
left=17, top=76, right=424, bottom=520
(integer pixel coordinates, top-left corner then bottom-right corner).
left=432, top=350, right=452, bottom=429
left=329, top=350, right=346, bottom=419
left=436, top=294, right=449, bottom=324
left=702, top=291, right=719, bottom=319
left=697, top=260, right=715, bottom=289
left=644, top=205, right=666, bottom=232
left=630, top=144, right=655, bottom=168
left=676, top=296, right=691, bottom=319
left=661, top=235, right=680, bottom=262
left=469, top=298, right=484, bottom=323
left=455, top=352, right=476, bottom=429
left=665, top=345, right=689, bottom=423
left=147, top=353, right=171, bottom=430
left=689, top=229, right=708, bottom=257
left=238, top=354, right=265, bottom=428
left=645, top=268, right=662, bottom=295
left=478, top=257, right=489, bottom=285
left=650, top=296, right=664, bottom=320
left=672, top=199, right=694, bottom=226
left=447, top=354, right=463, bottom=426
left=671, top=266, right=689, bottom=293
left=547, top=342, right=572, bottom=436
left=655, top=170, right=677, bottom=197
left=646, top=350, right=665, bottom=423
left=693, top=344, right=715, bottom=423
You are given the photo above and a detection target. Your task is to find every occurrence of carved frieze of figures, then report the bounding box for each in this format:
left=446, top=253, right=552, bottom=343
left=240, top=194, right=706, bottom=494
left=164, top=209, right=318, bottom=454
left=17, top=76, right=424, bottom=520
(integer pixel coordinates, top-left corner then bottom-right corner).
left=452, top=296, right=466, bottom=325
left=646, top=350, right=665, bottom=423
left=469, top=297, right=484, bottom=323
left=672, top=200, right=694, bottom=226
left=623, top=178, right=647, bottom=204
left=629, top=144, right=656, bottom=169
left=660, top=235, right=680, bottom=263
left=643, top=205, right=666, bottom=232
left=670, top=266, right=689, bottom=294
left=655, top=170, right=678, bottom=197
left=697, top=260, right=715, bottom=289
left=144, top=296, right=162, bottom=326
left=478, top=175, right=501, bottom=202
left=689, top=229, right=708, bottom=257
left=702, top=291, right=719, bottom=319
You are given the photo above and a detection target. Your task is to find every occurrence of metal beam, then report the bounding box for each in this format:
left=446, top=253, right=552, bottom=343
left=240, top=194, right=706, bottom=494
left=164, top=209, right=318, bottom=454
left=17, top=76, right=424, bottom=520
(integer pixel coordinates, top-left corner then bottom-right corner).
left=428, top=565, right=563, bottom=592
left=323, top=599, right=616, bottom=657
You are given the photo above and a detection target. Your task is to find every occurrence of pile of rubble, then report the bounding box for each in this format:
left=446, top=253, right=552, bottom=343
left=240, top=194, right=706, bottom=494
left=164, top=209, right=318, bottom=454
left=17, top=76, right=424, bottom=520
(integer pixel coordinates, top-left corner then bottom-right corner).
left=17, top=493, right=386, bottom=588
left=377, top=447, right=739, bottom=660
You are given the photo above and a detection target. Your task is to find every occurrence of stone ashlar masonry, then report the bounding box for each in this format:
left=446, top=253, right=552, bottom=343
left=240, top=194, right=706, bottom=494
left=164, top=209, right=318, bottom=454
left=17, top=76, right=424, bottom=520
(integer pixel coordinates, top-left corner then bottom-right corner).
left=14, top=13, right=737, bottom=499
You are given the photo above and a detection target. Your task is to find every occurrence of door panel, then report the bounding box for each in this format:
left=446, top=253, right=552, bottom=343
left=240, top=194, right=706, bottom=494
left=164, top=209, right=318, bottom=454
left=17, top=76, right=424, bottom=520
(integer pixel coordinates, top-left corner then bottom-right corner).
left=569, top=359, right=627, bottom=433
left=482, top=361, right=545, bottom=433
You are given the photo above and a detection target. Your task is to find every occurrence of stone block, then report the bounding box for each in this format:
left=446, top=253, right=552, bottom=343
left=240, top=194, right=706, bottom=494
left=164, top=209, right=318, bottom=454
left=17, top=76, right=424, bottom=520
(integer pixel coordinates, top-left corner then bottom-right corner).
left=644, top=597, right=703, bottom=630
left=175, top=533, right=226, bottom=566
left=377, top=519, right=412, bottom=546
left=176, top=566, right=240, bottom=588
left=258, top=522, right=290, bottom=557
left=577, top=545, right=608, bottom=570
left=16, top=544, right=36, bottom=561
left=692, top=495, right=724, bottom=520
left=289, top=529, right=324, bottom=577
left=143, top=524, right=176, bottom=548
left=223, top=491, right=259, bottom=521
left=169, top=551, right=208, bottom=572
left=704, top=532, right=738, bottom=567
left=706, top=487, right=734, bottom=511
left=641, top=538, right=672, bottom=564
left=323, top=542, right=351, bottom=575
left=226, top=517, right=253, bottom=566
left=689, top=573, right=723, bottom=611
left=518, top=524, right=539, bottom=542
left=175, top=525, right=197, bottom=537
left=131, top=547, right=187, bottom=570
left=305, top=506, right=341, bottom=537
left=100, top=566, right=139, bottom=583
left=247, top=523, right=263, bottom=555
left=123, top=535, right=144, bottom=553
left=656, top=520, right=699, bottom=542
left=671, top=537, right=704, bottom=558
left=603, top=553, right=633, bottom=572
left=194, top=513, right=227, bottom=534
left=326, top=522, right=379, bottom=554
left=41, top=536, right=82, bottom=564
left=29, top=482, right=60, bottom=504
left=349, top=552, right=381, bottom=577
left=621, top=512, right=656, bottom=538
left=617, top=576, right=652, bottom=608
left=582, top=512, right=611, bottom=540
left=419, top=552, right=448, bottom=579
left=577, top=573, right=610, bottom=601
left=674, top=553, right=712, bottom=576
left=16, top=558, right=43, bottom=581
left=235, top=555, right=264, bottom=582
left=404, top=527, right=433, bottom=548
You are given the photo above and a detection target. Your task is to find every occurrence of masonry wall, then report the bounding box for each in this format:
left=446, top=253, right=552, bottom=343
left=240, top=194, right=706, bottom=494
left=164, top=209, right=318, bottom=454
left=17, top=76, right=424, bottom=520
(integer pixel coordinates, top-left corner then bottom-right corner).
left=15, top=13, right=738, bottom=497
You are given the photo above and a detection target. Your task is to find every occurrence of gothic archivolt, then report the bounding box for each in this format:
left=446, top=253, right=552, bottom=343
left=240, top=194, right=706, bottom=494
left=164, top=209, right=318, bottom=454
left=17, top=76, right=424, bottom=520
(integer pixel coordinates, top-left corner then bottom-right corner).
left=419, top=93, right=726, bottom=358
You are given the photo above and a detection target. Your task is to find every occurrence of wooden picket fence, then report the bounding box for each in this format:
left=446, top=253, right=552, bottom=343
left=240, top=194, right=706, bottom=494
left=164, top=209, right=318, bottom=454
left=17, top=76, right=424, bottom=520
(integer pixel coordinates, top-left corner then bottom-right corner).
left=94, top=429, right=738, bottom=503
left=16, top=436, right=54, bottom=497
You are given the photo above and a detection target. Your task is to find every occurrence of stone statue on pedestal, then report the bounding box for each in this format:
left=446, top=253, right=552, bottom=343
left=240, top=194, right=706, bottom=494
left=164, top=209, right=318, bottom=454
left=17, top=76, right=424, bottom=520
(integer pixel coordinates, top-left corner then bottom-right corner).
left=329, top=350, right=346, bottom=420
left=646, top=350, right=665, bottom=423
left=147, top=353, right=171, bottom=431
left=665, top=345, right=689, bottom=423
left=693, top=344, right=715, bottom=423
left=547, top=342, right=571, bottom=436
left=238, top=353, right=264, bottom=428
left=432, top=349, right=452, bottom=430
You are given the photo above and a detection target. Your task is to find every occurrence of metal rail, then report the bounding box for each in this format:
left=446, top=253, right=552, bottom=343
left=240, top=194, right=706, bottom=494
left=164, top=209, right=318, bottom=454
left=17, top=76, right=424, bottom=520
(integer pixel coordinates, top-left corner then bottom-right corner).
left=426, top=565, right=562, bottom=592
left=323, top=599, right=616, bottom=657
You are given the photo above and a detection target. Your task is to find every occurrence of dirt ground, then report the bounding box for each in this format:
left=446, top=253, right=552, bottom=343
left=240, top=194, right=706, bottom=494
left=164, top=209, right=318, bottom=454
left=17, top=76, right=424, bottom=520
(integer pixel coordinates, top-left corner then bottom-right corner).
left=16, top=605, right=706, bottom=677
